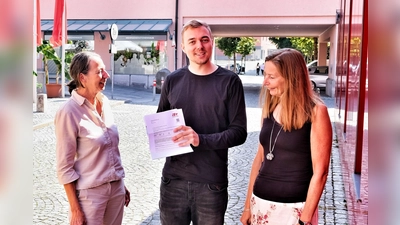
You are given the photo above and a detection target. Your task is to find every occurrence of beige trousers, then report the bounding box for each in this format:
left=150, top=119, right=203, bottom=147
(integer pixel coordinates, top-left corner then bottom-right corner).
left=72, top=179, right=125, bottom=225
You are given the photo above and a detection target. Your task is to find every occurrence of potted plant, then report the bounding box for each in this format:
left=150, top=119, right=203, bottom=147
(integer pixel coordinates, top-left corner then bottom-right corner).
left=36, top=41, right=73, bottom=98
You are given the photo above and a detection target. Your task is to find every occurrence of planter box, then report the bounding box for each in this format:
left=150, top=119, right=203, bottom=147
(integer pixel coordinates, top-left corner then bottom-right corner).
left=46, top=83, right=62, bottom=98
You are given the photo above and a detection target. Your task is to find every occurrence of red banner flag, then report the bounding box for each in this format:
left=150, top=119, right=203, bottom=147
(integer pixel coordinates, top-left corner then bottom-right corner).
left=36, top=0, right=42, bottom=46
left=50, top=0, right=66, bottom=47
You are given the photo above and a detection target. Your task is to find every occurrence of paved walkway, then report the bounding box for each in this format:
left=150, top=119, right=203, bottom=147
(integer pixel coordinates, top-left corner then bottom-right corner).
left=33, top=75, right=348, bottom=224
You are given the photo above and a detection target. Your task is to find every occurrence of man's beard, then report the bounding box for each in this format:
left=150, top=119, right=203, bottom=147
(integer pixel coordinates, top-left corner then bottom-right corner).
left=192, top=56, right=209, bottom=65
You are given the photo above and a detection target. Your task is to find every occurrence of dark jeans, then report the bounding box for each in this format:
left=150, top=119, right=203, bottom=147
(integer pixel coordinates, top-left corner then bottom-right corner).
left=159, top=177, right=228, bottom=225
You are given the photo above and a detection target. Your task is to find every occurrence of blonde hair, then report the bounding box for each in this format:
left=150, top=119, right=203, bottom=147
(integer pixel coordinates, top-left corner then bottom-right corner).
left=181, top=19, right=212, bottom=42
left=259, top=48, right=323, bottom=131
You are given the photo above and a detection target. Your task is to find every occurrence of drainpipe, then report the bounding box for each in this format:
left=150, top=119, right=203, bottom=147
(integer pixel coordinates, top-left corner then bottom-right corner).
left=174, top=0, right=178, bottom=70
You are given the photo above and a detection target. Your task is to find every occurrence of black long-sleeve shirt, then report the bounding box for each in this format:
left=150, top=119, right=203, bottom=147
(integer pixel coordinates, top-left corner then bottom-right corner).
left=157, top=66, right=247, bottom=186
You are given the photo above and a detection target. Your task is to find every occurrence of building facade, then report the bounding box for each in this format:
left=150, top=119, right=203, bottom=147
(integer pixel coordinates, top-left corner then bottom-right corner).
left=37, top=0, right=368, bottom=224
left=334, top=0, right=368, bottom=224
left=38, top=0, right=339, bottom=89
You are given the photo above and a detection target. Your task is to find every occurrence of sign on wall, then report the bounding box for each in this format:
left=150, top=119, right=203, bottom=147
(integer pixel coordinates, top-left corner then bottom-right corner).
left=44, top=35, right=94, bottom=40
left=118, top=35, right=167, bottom=41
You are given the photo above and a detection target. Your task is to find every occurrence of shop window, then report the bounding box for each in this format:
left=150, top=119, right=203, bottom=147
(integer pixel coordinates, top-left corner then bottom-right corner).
left=113, top=40, right=167, bottom=75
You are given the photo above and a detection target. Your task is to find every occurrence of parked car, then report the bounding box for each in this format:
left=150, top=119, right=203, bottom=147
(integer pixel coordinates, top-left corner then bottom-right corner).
left=227, top=63, right=243, bottom=74
left=308, top=66, right=329, bottom=90
left=307, top=60, right=318, bottom=68
left=306, top=59, right=329, bottom=68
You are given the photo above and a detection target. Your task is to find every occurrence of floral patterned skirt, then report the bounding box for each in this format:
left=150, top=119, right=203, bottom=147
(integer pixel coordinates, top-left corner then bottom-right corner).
left=250, top=193, right=318, bottom=225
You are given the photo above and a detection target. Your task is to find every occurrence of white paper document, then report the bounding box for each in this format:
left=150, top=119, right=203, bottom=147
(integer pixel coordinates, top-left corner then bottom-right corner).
left=144, top=109, right=193, bottom=159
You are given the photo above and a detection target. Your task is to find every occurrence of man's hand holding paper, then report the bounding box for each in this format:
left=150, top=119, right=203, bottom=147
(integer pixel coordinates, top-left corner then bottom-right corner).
left=144, top=109, right=193, bottom=159
left=171, top=125, right=199, bottom=147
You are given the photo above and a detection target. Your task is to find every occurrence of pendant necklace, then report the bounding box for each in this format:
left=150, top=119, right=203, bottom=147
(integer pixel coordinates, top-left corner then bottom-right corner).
left=266, top=120, right=283, bottom=160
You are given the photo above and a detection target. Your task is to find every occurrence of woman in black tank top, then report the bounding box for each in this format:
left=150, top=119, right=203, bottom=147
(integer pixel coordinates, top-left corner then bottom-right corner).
left=240, top=49, right=332, bottom=225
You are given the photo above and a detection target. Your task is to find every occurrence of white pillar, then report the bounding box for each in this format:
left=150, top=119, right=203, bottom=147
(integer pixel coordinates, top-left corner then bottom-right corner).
left=33, top=0, right=38, bottom=103
left=60, top=0, right=66, bottom=97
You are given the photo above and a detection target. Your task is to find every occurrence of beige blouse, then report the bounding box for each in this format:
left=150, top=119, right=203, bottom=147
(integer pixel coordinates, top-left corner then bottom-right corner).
left=55, top=90, right=125, bottom=190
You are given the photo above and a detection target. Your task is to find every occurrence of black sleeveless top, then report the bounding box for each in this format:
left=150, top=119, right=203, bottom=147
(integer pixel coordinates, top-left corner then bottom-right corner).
left=253, top=115, right=313, bottom=203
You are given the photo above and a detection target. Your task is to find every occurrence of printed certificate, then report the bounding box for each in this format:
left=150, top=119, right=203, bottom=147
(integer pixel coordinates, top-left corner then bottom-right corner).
left=144, top=109, right=193, bottom=159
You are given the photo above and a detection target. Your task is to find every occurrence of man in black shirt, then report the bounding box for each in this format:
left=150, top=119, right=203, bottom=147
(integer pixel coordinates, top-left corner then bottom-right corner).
left=157, top=19, right=247, bottom=225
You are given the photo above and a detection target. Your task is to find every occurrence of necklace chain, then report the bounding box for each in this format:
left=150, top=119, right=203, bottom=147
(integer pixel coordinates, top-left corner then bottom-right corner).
left=267, top=120, right=283, bottom=160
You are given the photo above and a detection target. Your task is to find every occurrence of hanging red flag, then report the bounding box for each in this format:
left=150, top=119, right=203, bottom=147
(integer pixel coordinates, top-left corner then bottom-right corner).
left=36, top=0, right=42, bottom=46
left=156, top=40, right=166, bottom=52
left=50, top=0, right=66, bottom=47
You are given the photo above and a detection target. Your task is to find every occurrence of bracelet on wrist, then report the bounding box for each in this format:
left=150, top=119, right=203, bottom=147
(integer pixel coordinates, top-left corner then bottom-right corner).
left=298, top=219, right=312, bottom=225
left=243, top=208, right=250, bottom=212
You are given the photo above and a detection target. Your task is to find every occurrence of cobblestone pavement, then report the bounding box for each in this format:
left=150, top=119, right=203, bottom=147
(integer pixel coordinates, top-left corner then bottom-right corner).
left=33, top=75, right=348, bottom=224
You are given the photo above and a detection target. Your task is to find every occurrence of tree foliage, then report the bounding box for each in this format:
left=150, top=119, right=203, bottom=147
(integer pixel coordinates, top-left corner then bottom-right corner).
left=269, top=37, right=294, bottom=49
left=36, top=40, right=74, bottom=84
left=290, top=37, right=315, bottom=62
left=216, top=37, right=240, bottom=58
left=269, top=37, right=317, bottom=63
left=237, top=37, right=257, bottom=65
left=216, top=37, right=256, bottom=72
left=215, top=37, right=240, bottom=72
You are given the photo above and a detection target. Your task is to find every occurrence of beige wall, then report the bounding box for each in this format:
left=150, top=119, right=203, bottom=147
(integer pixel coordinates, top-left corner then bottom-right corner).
left=40, top=0, right=339, bottom=19
left=40, top=0, right=174, bottom=19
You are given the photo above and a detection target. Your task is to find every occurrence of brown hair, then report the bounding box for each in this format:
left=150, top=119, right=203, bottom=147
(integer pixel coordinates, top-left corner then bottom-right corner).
left=181, top=19, right=212, bottom=42
left=259, top=48, right=323, bottom=131
left=67, top=52, right=101, bottom=93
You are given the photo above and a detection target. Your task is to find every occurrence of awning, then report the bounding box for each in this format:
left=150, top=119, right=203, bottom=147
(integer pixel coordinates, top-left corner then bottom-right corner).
left=41, top=19, right=172, bottom=33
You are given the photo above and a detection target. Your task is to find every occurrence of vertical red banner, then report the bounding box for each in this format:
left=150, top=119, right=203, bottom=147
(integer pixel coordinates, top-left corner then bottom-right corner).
left=50, top=0, right=66, bottom=47
left=36, top=0, right=41, bottom=46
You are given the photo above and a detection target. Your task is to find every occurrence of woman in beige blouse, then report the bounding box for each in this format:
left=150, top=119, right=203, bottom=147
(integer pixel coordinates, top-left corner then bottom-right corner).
left=55, top=52, right=130, bottom=225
